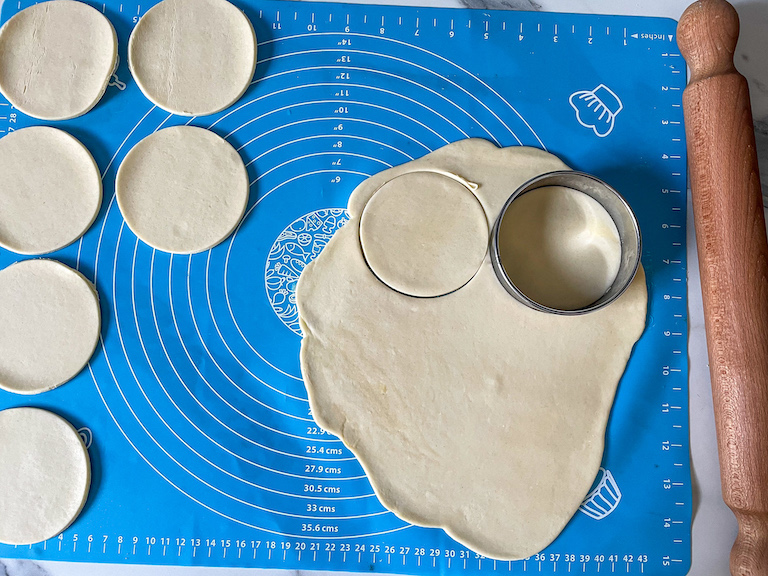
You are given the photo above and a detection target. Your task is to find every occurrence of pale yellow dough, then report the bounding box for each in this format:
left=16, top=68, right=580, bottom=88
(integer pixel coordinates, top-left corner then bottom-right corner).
left=0, top=259, right=101, bottom=395
left=297, top=139, right=647, bottom=560
left=0, top=0, right=117, bottom=120
left=116, top=126, right=250, bottom=254
left=360, top=171, right=488, bottom=297
left=0, top=407, right=91, bottom=545
left=0, top=126, right=102, bottom=255
left=128, top=0, right=257, bottom=116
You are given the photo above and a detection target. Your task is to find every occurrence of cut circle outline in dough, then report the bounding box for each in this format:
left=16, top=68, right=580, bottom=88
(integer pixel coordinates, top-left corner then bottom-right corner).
left=128, top=0, right=257, bottom=116
left=0, top=126, right=103, bottom=255
left=0, top=407, right=91, bottom=545
left=0, top=259, right=101, bottom=395
left=115, top=125, right=250, bottom=254
left=0, top=0, right=118, bottom=121
left=358, top=169, right=489, bottom=298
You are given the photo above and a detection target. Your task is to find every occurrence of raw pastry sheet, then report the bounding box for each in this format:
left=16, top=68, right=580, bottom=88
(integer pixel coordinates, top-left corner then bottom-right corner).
left=0, top=0, right=690, bottom=573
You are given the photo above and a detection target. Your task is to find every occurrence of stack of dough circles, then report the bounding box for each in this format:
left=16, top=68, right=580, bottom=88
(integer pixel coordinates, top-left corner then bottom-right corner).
left=0, top=0, right=117, bottom=120
left=128, top=0, right=257, bottom=116
left=116, top=126, right=250, bottom=254
left=0, top=259, right=101, bottom=395
left=359, top=170, right=489, bottom=298
left=0, top=127, right=102, bottom=255
left=0, top=407, right=90, bottom=545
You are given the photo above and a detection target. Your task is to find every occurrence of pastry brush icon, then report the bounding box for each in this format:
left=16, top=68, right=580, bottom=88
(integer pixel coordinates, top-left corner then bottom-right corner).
left=569, top=84, right=624, bottom=138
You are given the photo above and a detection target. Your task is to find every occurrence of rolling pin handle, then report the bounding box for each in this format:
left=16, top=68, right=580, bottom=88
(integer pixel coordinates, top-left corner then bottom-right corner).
left=678, top=0, right=739, bottom=80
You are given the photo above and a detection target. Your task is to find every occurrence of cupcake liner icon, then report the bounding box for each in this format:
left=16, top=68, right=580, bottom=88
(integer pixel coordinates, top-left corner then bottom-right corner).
left=579, top=467, right=622, bottom=520
left=569, top=84, right=623, bottom=138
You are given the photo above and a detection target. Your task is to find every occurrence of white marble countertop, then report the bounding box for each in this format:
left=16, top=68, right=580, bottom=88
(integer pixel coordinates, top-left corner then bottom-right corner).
left=2, top=1, right=767, bottom=575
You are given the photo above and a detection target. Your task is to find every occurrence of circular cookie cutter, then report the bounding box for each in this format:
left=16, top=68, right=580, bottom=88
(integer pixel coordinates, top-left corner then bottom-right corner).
left=490, top=171, right=641, bottom=315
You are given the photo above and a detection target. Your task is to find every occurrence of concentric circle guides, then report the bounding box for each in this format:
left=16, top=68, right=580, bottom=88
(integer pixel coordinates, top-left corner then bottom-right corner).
left=87, top=24, right=544, bottom=535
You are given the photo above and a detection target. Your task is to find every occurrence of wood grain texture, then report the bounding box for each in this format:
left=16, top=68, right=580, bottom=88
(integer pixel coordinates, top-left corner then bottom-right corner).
left=678, top=1, right=768, bottom=574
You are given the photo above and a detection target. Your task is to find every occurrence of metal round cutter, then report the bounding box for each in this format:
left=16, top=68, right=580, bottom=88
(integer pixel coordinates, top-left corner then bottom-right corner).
left=490, top=171, right=642, bottom=315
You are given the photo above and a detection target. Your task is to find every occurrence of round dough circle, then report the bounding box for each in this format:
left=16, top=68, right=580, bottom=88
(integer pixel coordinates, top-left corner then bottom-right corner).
left=128, top=0, right=257, bottom=116
left=359, top=171, right=489, bottom=298
left=116, top=126, right=249, bottom=254
left=0, top=127, right=102, bottom=255
left=0, top=407, right=90, bottom=545
left=0, top=0, right=117, bottom=120
left=0, top=259, right=101, bottom=395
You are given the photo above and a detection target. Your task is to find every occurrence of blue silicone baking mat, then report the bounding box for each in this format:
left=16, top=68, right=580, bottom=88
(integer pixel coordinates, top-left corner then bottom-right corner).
left=0, top=0, right=690, bottom=573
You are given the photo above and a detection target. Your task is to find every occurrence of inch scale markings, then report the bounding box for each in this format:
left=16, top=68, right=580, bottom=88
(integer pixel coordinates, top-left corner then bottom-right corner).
left=657, top=48, right=690, bottom=571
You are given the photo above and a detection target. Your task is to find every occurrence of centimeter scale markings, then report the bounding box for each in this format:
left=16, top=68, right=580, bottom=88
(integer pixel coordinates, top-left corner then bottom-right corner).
left=32, top=534, right=661, bottom=574
left=0, top=1, right=689, bottom=574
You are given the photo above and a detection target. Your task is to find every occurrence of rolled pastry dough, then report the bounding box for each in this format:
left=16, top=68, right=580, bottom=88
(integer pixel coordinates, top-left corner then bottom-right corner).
left=0, top=407, right=90, bottom=545
left=116, top=126, right=249, bottom=254
left=297, top=139, right=647, bottom=560
left=0, top=126, right=102, bottom=255
left=0, top=259, right=101, bottom=395
left=0, top=0, right=117, bottom=120
left=128, top=0, right=257, bottom=116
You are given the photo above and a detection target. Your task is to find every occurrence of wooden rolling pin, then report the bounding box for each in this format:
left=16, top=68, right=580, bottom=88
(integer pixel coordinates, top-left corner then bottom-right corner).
left=677, top=1, right=768, bottom=574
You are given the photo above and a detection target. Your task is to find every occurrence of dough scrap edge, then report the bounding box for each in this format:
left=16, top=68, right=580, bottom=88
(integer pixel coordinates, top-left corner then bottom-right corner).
left=296, top=139, right=649, bottom=560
